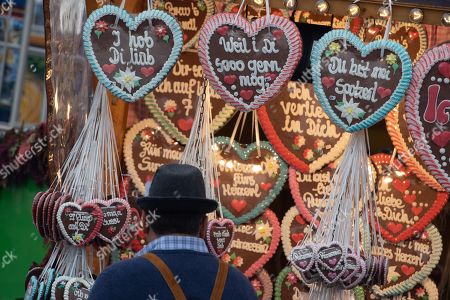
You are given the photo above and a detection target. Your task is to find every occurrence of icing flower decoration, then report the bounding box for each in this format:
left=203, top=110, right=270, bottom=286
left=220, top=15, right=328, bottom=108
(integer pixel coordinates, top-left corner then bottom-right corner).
left=386, top=53, right=399, bottom=73
left=264, top=155, right=280, bottom=178
left=232, top=256, right=243, bottom=267
left=287, top=272, right=298, bottom=285
left=251, top=279, right=262, bottom=296
left=164, top=100, right=177, bottom=118
left=197, top=0, right=206, bottom=11
left=155, top=25, right=168, bottom=39
left=293, top=135, right=305, bottom=150
left=313, top=139, right=325, bottom=150
left=95, top=20, right=109, bottom=32
left=114, top=67, right=142, bottom=93
left=415, top=287, right=426, bottom=297
left=222, top=253, right=231, bottom=263
left=73, top=233, right=84, bottom=243
left=335, top=98, right=365, bottom=125
left=254, top=220, right=272, bottom=241
left=303, top=149, right=314, bottom=161
left=326, top=42, right=341, bottom=56
left=107, top=226, right=116, bottom=234
left=140, top=129, right=153, bottom=141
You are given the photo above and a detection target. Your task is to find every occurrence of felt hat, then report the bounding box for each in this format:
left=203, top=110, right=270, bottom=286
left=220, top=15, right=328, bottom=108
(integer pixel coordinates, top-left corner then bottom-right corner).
left=137, top=164, right=218, bottom=214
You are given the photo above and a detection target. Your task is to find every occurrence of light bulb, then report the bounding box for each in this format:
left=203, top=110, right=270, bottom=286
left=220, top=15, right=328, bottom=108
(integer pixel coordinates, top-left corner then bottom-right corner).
left=442, top=13, right=450, bottom=27
left=378, top=6, right=390, bottom=20
left=409, top=8, right=423, bottom=23
left=347, top=3, right=360, bottom=17
left=315, top=0, right=329, bottom=14
left=284, top=0, right=297, bottom=9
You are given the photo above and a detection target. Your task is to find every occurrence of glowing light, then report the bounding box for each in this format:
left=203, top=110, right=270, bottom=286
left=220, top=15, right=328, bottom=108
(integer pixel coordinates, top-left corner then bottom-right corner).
left=347, top=4, right=360, bottom=17
left=378, top=6, right=390, bottom=20
left=225, top=160, right=233, bottom=169
left=315, top=0, right=329, bottom=14
left=383, top=176, right=393, bottom=184
left=252, top=164, right=262, bottom=173
left=409, top=8, right=423, bottom=23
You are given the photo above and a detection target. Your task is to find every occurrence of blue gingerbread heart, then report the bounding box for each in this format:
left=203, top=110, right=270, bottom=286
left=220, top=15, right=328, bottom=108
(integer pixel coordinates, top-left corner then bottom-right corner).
left=83, top=5, right=183, bottom=102
left=311, top=30, right=412, bottom=132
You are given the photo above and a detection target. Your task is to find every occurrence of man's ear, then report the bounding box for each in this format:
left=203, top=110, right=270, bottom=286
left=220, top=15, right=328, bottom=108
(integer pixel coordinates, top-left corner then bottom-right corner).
left=198, top=215, right=208, bottom=238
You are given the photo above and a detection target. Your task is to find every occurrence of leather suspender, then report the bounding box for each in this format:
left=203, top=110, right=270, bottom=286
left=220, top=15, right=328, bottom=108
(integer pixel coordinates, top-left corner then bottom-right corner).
left=143, top=253, right=229, bottom=300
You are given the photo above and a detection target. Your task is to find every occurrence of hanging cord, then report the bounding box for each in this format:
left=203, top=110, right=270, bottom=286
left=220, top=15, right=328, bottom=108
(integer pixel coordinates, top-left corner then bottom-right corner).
left=146, top=0, right=153, bottom=28
left=114, top=0, right=126, bottom=28
left=254, top=111, right=261, bottom=157
left=226, top=112, right=245, bottom=153
left=380, top=0, right=393, bottom=58
left=234, top=0, right=246, bottom=23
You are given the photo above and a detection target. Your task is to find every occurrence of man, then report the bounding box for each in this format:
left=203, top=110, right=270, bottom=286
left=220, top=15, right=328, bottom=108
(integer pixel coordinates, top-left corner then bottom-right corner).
left=89, top=164, right=258, bottom=300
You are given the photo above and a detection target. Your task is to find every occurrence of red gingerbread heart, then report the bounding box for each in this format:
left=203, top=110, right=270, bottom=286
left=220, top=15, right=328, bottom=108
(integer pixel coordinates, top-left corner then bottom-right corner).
left=371, top=154, right=448, bottom=243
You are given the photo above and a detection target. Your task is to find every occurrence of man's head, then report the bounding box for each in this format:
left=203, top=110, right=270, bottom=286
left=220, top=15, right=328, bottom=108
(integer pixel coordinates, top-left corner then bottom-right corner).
left=137, top=164, right=218, bottom=239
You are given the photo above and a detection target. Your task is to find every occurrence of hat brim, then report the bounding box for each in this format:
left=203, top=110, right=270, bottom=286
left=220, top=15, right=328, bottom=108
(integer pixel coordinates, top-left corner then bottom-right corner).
left=137, top=196, right=218, bottom=214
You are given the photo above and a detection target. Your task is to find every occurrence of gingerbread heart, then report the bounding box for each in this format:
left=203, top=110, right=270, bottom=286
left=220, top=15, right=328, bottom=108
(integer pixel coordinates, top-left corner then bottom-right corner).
left=83, top=5, right=183, bottom=102
left=198, top=13, right=302, bottom=112
left=91, top=198, right=131, bottom=243
left=371, top=225, right=442, bottom=297
left=316, top=242, right=345, bottom=271
left=145, top=51, right=235, bottom=143
left=51, top=276, right=71, bottom=300
left=274, top=266, right=310, bottom=300
left=221, top=209, right=280, bottom=277
left=57, top=202, right=103, bottom=247
left=64, top=277, right=92, bottom=300
left=359, top=20, right=427, bottom=63
left=213, top=136, right=287, bottom=224
left=153, top=0, right=215, bottom=50
left=257, top=82, right=350, bottom=173
left=385, top=101, right=443, bottom=191
left=206, top=218, right=235, bottom=257
left=405, top=42, right=450, bottom=192
left=371, top=154, right=448, bottom=243
left=290, top=244, right=316, bottom=273
left=312, top=29, right=412, bottom=132
left=288, top=162, right=337, bottom=224
left=281, top=206, right=311, bottom=259
left=366, top=277, right=439, bottom=300
left=123, top=118, right=184, bottom=195
left=53, top=194, right=72, bottom=242
left=249, top=268, right=273, bottom=300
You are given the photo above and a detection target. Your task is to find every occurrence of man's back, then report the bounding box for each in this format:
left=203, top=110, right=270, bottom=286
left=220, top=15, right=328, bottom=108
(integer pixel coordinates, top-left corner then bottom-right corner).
left=89, top=250, right=258, bottom=300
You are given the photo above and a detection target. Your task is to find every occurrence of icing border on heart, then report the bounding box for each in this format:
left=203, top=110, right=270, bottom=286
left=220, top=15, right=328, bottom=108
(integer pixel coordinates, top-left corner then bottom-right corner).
left=123, top=118, right=184, bottom=194
left=250, top=268, right=273, bottom=300
left=385, top=103, right=444, bottom=191
left=372, top=224, right=442, bottom=297
left=370, top=154, right=448, bottom=243
left=274, top=266, right=309, bottom=300
left=257, top=82, right=350, bottom=173
left=281, top=206, right=308, bottom=259
left=91, top=198, right=131, bottom=243
left=83, top=5, right=183, bottom=102
left=198, top=13, right=302, bottom=112
left=311, top=29, right=412, bottom=132
left=405, top=42, right=450, bottom=192
left=214, top=136, right=288, bottom=224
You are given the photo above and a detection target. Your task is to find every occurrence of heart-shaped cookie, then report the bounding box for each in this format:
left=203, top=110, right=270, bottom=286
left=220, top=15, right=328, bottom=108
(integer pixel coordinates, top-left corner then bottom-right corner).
left=359, top=20, right=427, bottom=63
left=290, top=244, right=317, bottom=273
left=83, top=5, right=183, bottom=102
left=154, top=0, right=215, bottom=50
left=371, top=225, right=442, bottom=297
left=311, top=29, right=412, bottom=132
left=145, top=51, right=235, bottom=143
left=198, top=13, right=302, bottom=112
left=366, top=277, right=438, bottom=300
left=274, top=266, right=310, bottom=300
left=213, top=136, right=287, bottom=224
left=206, top=218, right=235, bottom=257
left=91, top=198, right=131, bottom=243
left=221, top=209, right=280, bottom=277
left=288, top=161, right=337, bottom=224
left=405, top=42, right=450, bottom=192
left=258, top=82, right=350, bottom=173
left=316, top=242, right=345, bottom=271
left=123, top=118, right=184, bottom=195
left=386, top=101, right=443, bottom=191
left=64, top=277, right=92, bottom=300
left=51, top=276, right=72, bottom=300
left=281, top=206, right=311, bottom=259
left=57, top=202, right=103, bottom=247
left=249, top=268, right=273, bottom=300
left=53, top=194, right=72, bottom=242
left=371, top=154, right=448, bottom=243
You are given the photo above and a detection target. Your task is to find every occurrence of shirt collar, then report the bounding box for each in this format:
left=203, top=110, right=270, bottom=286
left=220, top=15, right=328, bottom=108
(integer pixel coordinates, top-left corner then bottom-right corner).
left=137, top=235, right=209, bottom=256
